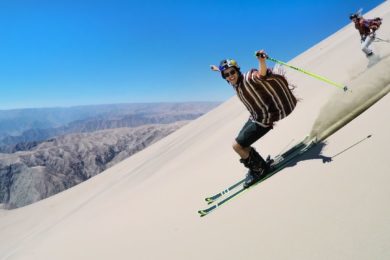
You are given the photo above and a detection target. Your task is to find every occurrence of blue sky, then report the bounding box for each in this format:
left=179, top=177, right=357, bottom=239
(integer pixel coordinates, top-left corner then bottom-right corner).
left=0, top=0, right=384, bottom=109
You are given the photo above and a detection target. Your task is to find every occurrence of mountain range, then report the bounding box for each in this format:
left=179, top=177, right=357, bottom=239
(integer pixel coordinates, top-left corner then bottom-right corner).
left=0, top=102, right=220, bottom=152
left=0, top=102, right=220, bottom=209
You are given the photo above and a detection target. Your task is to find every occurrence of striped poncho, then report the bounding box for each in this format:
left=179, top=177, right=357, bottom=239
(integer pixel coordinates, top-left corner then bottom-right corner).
left=233, top=69, right=297, bottom=126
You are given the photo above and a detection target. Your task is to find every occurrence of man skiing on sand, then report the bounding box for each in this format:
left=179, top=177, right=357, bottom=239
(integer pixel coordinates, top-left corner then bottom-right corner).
left=350, top=12, right=382, bottom=57
left=211, top=50, right=297, bottom=188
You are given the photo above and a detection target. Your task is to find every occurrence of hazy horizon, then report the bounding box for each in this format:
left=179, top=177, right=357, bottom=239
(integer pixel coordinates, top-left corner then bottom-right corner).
left=0, top=100, right=222, bottom=112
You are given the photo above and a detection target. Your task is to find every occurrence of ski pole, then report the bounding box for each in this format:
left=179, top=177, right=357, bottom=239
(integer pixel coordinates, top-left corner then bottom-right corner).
left=375, top=37, right=390, bottom=43
left=267, top=56, right=348, bottom=92
left=256, top=53, right=348, bottom=92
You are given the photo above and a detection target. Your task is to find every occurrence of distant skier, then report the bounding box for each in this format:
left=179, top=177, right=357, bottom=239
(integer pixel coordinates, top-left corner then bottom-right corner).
left=210, top=50, right=297, bottom=188
left=350, top=12, right=382, bottom=57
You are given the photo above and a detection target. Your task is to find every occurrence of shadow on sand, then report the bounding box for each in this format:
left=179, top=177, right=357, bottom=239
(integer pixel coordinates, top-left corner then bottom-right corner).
left=271, top=134, right=372, bottom=174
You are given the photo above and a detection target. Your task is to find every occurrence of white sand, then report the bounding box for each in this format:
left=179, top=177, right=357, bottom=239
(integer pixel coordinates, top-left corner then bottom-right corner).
left=0, top=2, right=389, bottom=260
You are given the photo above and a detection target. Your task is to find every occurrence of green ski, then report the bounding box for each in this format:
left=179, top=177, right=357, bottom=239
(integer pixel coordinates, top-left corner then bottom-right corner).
left=204, top=140, right=308, bottom=204
left=198, top=138, right=316, bottom=217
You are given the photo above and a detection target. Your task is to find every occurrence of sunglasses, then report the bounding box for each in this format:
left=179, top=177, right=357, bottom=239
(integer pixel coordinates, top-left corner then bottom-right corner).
left=223, top=70, right=237, bottom=78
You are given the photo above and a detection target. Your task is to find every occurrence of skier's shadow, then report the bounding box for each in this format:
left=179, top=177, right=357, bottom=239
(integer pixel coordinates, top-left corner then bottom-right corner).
left=274, top=141, right=332, bottom=171
left=255, top=141, right=331, bottom=184
left=260, top=135, right=371, bottom=182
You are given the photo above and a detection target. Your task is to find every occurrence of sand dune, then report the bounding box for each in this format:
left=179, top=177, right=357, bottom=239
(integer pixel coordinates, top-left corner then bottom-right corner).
left=0, top=2, right=389, bottom=260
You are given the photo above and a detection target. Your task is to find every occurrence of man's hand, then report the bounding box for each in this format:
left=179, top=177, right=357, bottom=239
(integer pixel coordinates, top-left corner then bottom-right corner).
left=210, top=65, right=220, bottom=71
left=255, top=50, right=268, bottom=60
left=255, top=50, right=268, bottom=77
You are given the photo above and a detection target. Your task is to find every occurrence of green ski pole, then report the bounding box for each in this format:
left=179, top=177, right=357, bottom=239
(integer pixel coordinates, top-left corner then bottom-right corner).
left=256, top=53, right=348, bottom=92
left=375, top=37, right=390, bottom=43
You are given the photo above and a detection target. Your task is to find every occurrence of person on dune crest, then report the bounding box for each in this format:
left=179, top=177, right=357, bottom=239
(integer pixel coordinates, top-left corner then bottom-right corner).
left=350, top=12, right=383, bottom=57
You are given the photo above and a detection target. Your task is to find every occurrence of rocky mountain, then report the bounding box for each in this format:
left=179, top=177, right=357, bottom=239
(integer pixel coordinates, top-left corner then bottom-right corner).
left=0, top=121, right=187, bottom=209
left=0, top=102, right=219, bottom=138
left=0, top=102, right=220, bottom=153
left=0, top=113, right=204, bottom=152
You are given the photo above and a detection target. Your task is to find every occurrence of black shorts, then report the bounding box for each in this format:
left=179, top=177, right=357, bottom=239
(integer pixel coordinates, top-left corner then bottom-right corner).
left=235, top=119, right=272, bottom=148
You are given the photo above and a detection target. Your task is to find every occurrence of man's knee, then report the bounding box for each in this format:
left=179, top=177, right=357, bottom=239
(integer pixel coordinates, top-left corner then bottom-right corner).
left=232, top=141, right=245, bottom=153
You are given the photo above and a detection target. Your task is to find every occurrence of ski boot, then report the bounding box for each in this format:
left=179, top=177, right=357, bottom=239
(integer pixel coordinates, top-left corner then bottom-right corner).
left=240, top=147, right=269, bottom=188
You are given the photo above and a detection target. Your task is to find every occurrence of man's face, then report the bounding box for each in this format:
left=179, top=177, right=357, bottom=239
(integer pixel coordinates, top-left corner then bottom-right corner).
left=223, top=68, right=239, bottom=85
